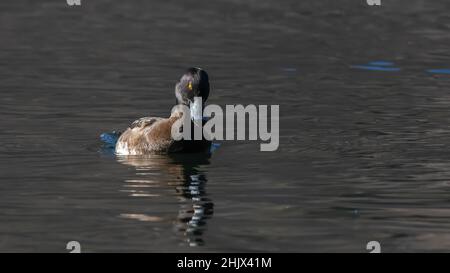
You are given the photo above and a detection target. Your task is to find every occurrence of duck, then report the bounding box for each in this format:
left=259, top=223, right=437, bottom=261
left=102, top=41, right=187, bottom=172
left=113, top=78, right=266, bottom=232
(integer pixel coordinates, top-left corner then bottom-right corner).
left=114, top=67, right=211, bottom=155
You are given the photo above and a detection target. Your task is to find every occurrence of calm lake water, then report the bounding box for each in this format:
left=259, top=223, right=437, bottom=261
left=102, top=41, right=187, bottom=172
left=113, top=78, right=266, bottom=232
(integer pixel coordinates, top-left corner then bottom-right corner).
left=0, top=0, right=449, bottom=252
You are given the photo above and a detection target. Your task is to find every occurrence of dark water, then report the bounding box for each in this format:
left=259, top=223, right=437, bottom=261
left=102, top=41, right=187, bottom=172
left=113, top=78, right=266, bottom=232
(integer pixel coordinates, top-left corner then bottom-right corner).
left=0, top=0, right=450, bottom=252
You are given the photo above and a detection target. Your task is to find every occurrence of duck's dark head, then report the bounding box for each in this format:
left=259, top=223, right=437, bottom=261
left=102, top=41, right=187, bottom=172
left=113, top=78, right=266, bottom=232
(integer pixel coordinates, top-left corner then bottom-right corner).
left=175, top=67, right=210, bottom=107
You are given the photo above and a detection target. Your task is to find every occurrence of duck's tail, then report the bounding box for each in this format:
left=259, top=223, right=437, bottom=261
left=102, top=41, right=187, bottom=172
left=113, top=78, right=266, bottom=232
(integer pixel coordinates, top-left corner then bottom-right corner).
left=100, top=131, right=121, bottom=148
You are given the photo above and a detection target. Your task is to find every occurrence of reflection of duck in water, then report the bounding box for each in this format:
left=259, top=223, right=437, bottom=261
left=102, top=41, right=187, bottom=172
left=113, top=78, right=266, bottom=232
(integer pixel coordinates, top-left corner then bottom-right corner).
left=117, top=153, right=214, bottom=247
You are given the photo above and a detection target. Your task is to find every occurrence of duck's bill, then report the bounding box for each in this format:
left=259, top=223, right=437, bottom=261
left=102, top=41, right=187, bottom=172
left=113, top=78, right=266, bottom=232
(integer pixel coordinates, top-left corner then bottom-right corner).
left=190, top=98, right=203, bottom=121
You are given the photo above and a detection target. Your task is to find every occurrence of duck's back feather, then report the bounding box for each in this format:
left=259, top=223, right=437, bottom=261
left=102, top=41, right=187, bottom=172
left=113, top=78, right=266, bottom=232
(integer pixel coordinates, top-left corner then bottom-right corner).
left=115, top=115, right=181, bottom=155
left=115, top=109, right=211, bottom=155
left=130, top=117, right=160, bottom=129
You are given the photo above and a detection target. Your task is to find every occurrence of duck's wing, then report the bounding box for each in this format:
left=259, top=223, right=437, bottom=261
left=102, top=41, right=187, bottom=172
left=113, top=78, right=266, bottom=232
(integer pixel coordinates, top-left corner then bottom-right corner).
left=130, top=117, right=161, bottom=129
left=116, top=117, right=176, bottom=155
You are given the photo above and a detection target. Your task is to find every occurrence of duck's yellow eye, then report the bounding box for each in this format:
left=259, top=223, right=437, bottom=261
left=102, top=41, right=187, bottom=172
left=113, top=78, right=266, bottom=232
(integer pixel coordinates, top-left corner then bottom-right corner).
left=188, top=82, right=193, bottom=91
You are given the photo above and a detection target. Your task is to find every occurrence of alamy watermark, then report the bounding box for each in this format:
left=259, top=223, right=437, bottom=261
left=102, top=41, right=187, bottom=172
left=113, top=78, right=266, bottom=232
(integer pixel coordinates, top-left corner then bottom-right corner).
left=66, top=241, right=81, bottom=253
left=66, top=0, right=81, bottom=6
left=171, top=97, right=279, bottom=152
left=366, top=241, right=381, bottom=253
left=366, top=0, right=381, bottom=6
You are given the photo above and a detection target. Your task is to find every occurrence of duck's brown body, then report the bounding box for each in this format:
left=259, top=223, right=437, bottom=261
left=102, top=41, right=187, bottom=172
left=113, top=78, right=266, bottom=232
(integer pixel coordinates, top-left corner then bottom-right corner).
left=115, top=110, right=210, bottom=155
left=115, top=111, right=182, bottom=155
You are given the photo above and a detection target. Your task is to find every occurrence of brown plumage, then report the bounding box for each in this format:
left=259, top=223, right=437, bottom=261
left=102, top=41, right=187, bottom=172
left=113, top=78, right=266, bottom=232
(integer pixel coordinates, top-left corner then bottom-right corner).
left=116, top=110, right=183, bottom=154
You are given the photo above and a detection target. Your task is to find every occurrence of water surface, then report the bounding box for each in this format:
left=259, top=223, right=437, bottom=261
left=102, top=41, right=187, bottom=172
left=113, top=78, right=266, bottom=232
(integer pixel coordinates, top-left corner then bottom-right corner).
left=0, top=0, right=450, bottom=252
